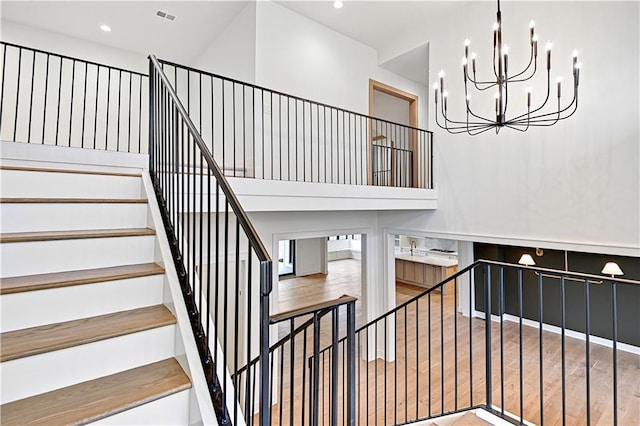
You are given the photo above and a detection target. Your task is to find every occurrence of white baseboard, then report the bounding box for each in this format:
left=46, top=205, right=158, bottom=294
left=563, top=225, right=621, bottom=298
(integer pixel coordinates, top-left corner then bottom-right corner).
left=471, top=310, right=639, bottom=355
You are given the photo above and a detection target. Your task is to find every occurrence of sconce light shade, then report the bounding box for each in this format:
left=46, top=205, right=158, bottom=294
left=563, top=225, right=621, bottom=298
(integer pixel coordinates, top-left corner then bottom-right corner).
left=601, top=262, right=624, bottom=277
left=518, top=254, right=536, bottom=266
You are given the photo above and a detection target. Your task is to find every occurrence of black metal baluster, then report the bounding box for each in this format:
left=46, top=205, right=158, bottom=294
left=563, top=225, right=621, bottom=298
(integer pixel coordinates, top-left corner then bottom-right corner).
left=441, top=283, right=444, bottom=415
left=127, top=73, right=132, bottom=152
left=518, top=268, right=524, bottom=423
left=561, top=276, right=567, bottom=426
left=374, top=322, right=378, bottom=426
left=245, top=241, right=252, bottom=419
left=279, top=94, right=282, bottom=179
left=585, top=279, right=591, bottom=426
left=302, top=100, right=306, bottom=182
left=104, top=68, right=110, bottom=149
left=404, top=305, right=408, bottom=422
left=301, top=327, right=308, bottom=426
left=312, top=313, right=321, bottom=426
left=115, top=69, right=121, bottom=150
left=539, top=272, right=544, bottom=425
left=13, top=48, right=22, bottom=142
left=416, top=298, right=420, bottom=420
left=485, top=264, right=492, bottom=409
left=469, top=268, right=474, bottom=407
left=0, top=45, right=7, bottom=135
left=233, top=83, right=237, bottom=177
left=428, top=292, right=432, bottom=417
left=92, top=65, right=99, bottom=149
left=455, top=276, right=459, bottom=412
left=612, top=280, right=618, bottom=426
left=27, top=50, right=36, bottom=142
left=43, top=54, right=51, bottom=144
left=332, top=309, right=339, bottom=425
left=137, top=74, right=142, bottom=153
left=499, top=267, right=504, bottom=415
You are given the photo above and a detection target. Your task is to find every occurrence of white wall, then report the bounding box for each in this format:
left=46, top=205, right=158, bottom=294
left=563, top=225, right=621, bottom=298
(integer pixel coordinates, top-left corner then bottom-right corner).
left=193, top=2, right=257, bottom=84
left=381, top=1, right=639, bottom=257
left=254, top=1, right=429, bottom=127
left=294, top=237, right=327, bottom=276
left=1, top=20, right=147, bottom=73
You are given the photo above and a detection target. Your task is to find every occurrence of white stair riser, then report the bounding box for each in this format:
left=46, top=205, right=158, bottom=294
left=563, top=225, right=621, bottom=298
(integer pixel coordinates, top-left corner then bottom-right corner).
left=0, top=235, right=156, bottom=278
left=0, top=203, right=149, bottom=233
left=1, top=275, right=165, bottom=332
left=0, top=325, right=175, bottom=404
left=90, top=389, right=191, bottom=425
left=0, top=170, right=143, bottom=198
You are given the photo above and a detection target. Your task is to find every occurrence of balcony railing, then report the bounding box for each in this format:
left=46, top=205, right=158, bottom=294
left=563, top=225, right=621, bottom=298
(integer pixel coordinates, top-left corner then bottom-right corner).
left=158, top=59, right=434, bottom=189
left=0, top=41, right=148, bottom=153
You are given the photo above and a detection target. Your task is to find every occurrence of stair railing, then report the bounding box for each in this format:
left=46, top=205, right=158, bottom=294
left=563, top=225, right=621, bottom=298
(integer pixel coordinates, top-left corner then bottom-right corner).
left=149, top=54, right=272, bottom=425
left=155, top=59, right=434, bottom=189
left=315, top=259, right=637, bottom=425
left=0, top=41, right=148, bottom=153
left=234, top=295, right=357, bottom=426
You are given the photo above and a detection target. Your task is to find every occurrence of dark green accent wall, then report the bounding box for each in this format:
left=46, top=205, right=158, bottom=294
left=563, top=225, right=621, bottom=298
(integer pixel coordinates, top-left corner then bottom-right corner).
left=473, top=243, right=640, bottom=347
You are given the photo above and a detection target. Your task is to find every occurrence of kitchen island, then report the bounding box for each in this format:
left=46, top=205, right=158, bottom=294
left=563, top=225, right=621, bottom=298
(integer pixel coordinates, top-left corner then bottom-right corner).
left=395, top=253, right=458, bottom=292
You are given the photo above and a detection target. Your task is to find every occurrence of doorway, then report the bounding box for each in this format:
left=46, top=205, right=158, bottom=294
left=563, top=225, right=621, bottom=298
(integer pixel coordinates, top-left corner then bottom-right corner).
left=278, top=239, right=295, bottom=276
left=368, top=80, right=418, bottom=188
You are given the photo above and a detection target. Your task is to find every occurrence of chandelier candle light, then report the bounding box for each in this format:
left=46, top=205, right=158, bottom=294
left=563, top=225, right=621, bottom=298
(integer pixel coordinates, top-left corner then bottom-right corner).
left=434, top=0, right=581, bottom=135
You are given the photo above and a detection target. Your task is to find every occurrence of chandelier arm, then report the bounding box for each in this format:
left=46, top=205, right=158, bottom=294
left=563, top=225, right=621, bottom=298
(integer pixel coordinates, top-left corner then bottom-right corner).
left=436, top=101, right=497, bottom=130
left=506, top=44, right=535, bottom=80
left=510, top=97, right=578, bottom=126
left=506, top=57, right=538, bottom=83
left=505, top=69, right=552, bottom=122
left=436, top=108, right=489, bottom=133
left=508, top=86, right=577, bottom=125
left=503, top=70, right=510, bottom=118
left=463, top=84, right=496, bottom=124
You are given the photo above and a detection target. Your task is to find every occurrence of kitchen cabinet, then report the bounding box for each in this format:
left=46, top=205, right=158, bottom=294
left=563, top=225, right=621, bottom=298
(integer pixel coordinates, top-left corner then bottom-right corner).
left=395, top=258, right=455, bottom=294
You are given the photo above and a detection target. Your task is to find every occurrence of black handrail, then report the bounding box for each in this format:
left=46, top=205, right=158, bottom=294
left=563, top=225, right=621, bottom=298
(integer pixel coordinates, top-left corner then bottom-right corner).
left=158, top=59, right=434, bottom=189
left=0, top=41, right=148, bottom=153
left=313, top=259, right=637, bottom=425
left=149, top=54, right=272, bottom=426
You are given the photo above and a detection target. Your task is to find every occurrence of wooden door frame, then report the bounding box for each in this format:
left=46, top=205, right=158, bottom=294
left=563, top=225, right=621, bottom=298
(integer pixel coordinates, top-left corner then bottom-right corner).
left=368, top=79, right=419, bottom=187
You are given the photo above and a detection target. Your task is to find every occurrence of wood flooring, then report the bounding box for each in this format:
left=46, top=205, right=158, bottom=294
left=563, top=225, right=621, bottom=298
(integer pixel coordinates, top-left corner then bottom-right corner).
left=260, top=259, right=640, bottom=426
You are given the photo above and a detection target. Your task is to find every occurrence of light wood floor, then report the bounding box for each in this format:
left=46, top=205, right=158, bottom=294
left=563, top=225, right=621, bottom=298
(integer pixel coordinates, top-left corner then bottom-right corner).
left=249, top=259, right=640, bottom=425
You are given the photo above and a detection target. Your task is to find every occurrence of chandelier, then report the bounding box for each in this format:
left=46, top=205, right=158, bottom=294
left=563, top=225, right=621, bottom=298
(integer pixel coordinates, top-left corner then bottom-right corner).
left=433, top=0, right=581, bottom=135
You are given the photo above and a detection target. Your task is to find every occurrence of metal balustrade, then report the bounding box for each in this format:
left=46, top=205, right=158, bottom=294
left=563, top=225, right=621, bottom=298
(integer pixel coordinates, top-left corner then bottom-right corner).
left=0, top=41, right=148, bottom=153
left=314, top=260, right=637, bottom=426
left=157, top=59, right=434, bottom=189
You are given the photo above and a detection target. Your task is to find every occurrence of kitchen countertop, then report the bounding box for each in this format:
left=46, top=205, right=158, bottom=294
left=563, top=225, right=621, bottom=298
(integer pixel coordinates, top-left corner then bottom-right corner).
left=395, top=253, right=458, bottom=267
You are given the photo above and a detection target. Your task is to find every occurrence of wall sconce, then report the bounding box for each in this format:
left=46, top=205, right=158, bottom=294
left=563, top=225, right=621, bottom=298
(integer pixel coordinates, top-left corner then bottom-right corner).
left=517, top=251, right=622, bottom=285
left=601, top=262, right=624, bottom=278
left=518, top=254, right=536, bottom=266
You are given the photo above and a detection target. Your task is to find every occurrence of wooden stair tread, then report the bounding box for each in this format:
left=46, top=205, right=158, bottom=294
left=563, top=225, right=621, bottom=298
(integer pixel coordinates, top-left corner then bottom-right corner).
left=0, top=263, right=165, bottom=295
left=0, top=358, right=191, bottom=425
left=0, top=197, right=148, bottom=204
left=0, top=305, right=176, bottom=362
left=0, top=165, right=141, bottom=178
left=0, top=228, right=155, bottom=243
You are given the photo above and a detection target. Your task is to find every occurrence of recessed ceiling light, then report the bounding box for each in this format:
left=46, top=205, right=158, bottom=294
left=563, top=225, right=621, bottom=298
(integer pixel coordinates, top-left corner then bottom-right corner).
left=100, top=24, right=111, bottom=32
left=333, top=1, right=343, bottom=9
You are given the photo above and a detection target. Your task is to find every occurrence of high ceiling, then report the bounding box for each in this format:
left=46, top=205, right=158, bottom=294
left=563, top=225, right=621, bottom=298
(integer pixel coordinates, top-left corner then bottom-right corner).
left=0, top=1, right=249, bottom=64
left=275, top=1, right=466, bottom=58
left=1, top=1, right=468, bottom=78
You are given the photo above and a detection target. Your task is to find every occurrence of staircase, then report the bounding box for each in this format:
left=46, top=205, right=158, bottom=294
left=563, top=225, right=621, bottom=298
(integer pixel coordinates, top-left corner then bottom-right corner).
left=0, top=164, right=193, bottom=424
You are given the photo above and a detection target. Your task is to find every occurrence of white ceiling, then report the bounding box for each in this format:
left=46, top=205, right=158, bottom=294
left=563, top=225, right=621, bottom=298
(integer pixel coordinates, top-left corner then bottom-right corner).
left=275, top=1, right=467, bottom=56
left=0, top=1, right=468, bottom=84
left=0, top=1, right=249, bottom=64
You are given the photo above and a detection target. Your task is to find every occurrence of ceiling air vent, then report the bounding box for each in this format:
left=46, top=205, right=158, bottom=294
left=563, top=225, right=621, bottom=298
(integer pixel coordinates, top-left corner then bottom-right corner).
left=156, top=10, right=176, bottom=21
